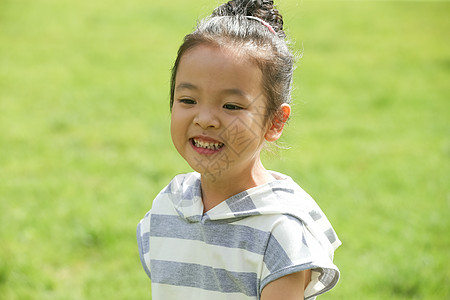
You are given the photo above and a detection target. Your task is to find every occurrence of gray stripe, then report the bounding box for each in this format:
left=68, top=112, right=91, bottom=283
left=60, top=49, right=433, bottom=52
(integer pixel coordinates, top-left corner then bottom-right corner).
left=263, top=234, right=293, bottom=273
left=151, top=260, right=258, bottom=297
left=271, top=187, right=294, bottom=194
left=305, top=267, right=339, bottom=299
left=182, top=184, right=201, bottom=202
left=162, top=180, right=173, bottom=194
left=136, top=223, right=151, bottom=278
left=226, top=191, right=259, bottom=217
left=317, top=267, right=338, bottom=286
left=309, top=210, right=322, bottom=221
left=142, top=232, right=150, bottom=254
left=150, top=214, right=269, bottom=254
left=324, top=228, right=337, bottom=244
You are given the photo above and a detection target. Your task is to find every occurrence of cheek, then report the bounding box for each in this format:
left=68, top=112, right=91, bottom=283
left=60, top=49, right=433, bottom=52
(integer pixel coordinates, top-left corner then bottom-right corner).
left=170, top=113, right=181, bottom=142
left=222, top=122, right=262, bottom=155
left=170, top=109, right=191, bottom=144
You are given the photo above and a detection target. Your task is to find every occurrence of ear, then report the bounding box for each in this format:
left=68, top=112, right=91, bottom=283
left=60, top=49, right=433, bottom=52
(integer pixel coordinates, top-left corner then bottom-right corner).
left=264, top=103, right=291, bottom=142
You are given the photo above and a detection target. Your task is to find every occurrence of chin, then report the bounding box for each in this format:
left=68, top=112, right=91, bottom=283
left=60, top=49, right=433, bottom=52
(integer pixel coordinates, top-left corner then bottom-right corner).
left=187, top=155, right=231, bottom=181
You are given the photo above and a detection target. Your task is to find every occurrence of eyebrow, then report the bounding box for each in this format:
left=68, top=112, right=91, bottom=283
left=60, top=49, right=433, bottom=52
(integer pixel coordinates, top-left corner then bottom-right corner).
left=175, top=83, right=248, bottom=99
left=175, top=82, right=198, bottom=92
left=221, top=88, right=247, bottom=98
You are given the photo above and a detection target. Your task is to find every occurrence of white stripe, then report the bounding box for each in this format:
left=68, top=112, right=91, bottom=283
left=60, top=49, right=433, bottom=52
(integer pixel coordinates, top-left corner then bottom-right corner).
left=305, top=270, right=326, bottom=297
left=150, top=195, right=182, bottom=215
left=149, top=236, right=263, bottom=273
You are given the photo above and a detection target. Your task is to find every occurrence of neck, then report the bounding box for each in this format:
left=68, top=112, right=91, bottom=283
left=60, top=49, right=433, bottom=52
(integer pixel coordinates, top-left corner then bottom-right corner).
left=200, top=160, right=274, bottom=213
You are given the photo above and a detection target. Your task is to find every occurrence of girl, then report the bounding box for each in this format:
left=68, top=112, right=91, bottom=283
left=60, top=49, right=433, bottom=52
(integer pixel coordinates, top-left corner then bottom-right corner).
left=137, top=0, right=341, bottom=299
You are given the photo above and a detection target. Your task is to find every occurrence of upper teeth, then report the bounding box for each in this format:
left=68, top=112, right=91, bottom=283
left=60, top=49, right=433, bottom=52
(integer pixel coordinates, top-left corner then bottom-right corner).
left=193, top=138, right=224, bottom=150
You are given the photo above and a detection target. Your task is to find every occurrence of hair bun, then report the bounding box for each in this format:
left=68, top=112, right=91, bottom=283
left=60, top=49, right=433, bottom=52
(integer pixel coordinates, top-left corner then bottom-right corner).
left=212, top=0, right=284, bottom=37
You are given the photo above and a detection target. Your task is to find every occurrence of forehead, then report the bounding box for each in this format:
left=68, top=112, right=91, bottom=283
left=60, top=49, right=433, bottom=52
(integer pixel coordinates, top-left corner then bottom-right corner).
left=175, top=44, right=264, bottom=96
left=181, top=43, right=256, bottom=67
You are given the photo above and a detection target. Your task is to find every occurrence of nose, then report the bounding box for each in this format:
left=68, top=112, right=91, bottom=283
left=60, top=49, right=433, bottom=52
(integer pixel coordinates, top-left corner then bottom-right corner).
left=194, top=107, right=220, bottom=129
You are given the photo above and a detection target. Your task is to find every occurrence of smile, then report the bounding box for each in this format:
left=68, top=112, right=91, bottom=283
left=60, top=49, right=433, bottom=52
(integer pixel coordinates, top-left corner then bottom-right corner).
left=191, top=137, right=225, bottom=152
left=192, top=138, right=224, bottom=150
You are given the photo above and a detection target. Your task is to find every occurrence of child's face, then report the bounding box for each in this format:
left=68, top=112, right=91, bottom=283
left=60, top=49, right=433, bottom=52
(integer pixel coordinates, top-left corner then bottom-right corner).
left=171, top=44, right=271, bottom=181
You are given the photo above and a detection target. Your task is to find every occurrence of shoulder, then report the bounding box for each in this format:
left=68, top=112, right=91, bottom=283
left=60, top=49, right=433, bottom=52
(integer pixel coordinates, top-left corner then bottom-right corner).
left=161, top=172, right=200, bottom=193
left=267, top=172, right=341, bottom=249
left=260, top=172, right=341, bottom=299
left=153, top=172, right=200, bottom=203
left=260, top=214, right=340, bottom=298
left=160, top=172, right=200, bottom=194
left=261, top=172, right=323, bottom=217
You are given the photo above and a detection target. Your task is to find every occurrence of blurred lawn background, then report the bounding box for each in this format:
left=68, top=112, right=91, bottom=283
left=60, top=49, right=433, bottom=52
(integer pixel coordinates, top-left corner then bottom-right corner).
left=0, top=0, right=448, bottom=299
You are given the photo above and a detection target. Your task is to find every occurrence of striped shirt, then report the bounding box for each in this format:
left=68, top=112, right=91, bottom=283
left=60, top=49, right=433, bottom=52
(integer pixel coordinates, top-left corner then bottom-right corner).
left=137, top=171, right=341, bottom=299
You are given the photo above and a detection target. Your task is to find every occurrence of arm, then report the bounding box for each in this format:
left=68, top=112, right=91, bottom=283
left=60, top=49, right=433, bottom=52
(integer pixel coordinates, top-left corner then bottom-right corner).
left=261, top=269, right=311, bottom=300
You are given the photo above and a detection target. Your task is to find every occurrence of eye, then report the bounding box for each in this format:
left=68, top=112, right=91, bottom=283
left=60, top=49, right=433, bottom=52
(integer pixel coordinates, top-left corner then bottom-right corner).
left=178, top=98, right=196, bottom=105
left=223, top=103, right=243, bottom=110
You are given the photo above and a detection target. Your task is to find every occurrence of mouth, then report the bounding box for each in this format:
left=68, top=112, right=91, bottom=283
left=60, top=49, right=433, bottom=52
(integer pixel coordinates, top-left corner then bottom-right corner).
left=190, top=137, right=225, bottom=153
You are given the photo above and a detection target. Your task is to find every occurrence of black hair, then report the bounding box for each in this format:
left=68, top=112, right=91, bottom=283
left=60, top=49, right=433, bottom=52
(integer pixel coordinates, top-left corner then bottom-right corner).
left=170, top=0, right=295, bottom=124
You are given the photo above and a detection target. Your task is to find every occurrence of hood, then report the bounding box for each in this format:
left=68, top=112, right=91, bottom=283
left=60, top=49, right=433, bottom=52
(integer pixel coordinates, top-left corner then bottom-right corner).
left=162, top=171, right=341, bottom=258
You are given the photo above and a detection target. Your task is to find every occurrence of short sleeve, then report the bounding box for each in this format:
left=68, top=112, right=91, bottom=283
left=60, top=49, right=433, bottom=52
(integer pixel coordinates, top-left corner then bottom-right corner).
left=260, top=215, right=339, bottom=299
left=137, top=212, right=152, bottom=279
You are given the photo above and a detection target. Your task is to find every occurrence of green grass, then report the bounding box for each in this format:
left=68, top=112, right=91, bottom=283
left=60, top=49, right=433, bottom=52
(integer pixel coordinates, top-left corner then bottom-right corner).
left=0, top=0, right=448, bottom=299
